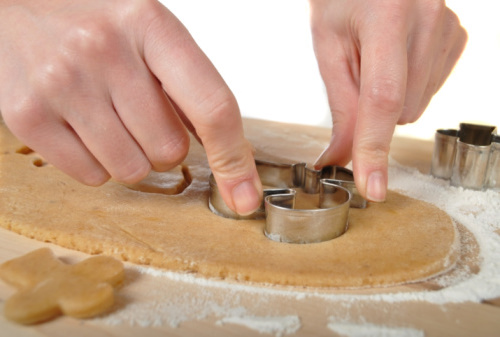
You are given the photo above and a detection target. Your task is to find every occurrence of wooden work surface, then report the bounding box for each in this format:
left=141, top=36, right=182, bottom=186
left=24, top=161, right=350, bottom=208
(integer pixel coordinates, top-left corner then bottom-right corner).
left=1, top=118, right=499, bottom=336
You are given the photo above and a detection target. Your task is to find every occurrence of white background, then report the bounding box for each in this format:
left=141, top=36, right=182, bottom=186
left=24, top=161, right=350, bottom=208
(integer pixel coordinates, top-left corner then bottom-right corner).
left=160, top=0, right=500, bottom=140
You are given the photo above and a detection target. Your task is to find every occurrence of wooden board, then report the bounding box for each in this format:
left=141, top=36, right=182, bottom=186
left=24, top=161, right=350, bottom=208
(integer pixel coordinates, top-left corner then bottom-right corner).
left=1, top=118, right=499, bottom=336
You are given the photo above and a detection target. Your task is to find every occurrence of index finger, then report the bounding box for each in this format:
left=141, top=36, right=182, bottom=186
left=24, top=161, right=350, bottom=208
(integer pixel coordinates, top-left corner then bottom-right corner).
left=352, top=11, right=409, bottom=202
left=142, top=5, right=262, bottom=215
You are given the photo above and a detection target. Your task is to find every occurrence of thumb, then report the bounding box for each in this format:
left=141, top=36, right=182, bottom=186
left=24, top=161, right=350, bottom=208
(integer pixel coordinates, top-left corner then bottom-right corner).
left=142, top=5, right=262, bottom=215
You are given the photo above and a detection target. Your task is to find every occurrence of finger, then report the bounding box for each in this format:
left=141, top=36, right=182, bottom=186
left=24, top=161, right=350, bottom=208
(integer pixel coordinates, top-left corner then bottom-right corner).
left=400, top=1, right=448, bottom=124
left=109, top=61, right=190, bottom=173
left=65, top=98, right=151, bottom=184
left=353, top=13, right=409, bottom=202
left=3, top=107, right=110, bottom=185
left=434, top=10, right=468, bottom=92
left=405, top=5, right=468, bottom=123
left=401, top=29, right=438, bottom=124
left=313, top=36, right=360, bottom=169
left=170, top=98, right=202, bottom=145
left=142, top=6, right=261, bottom=215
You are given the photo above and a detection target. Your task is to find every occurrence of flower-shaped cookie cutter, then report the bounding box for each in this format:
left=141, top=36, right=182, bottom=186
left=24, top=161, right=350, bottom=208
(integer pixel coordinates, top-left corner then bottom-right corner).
left=431, top=123, right=499, bottom=190
left=208, top=160, right=367, bottom=244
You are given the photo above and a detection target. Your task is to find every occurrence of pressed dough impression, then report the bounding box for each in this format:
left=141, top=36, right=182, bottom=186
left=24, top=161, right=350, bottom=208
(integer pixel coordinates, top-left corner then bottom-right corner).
left=0, top=119, right=459, bottom=288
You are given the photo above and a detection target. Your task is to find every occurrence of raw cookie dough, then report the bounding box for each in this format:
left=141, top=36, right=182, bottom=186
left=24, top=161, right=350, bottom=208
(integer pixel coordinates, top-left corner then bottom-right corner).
left=0, top=248, right=124, bottom=324
left=0, top=119, right=459, bottom=288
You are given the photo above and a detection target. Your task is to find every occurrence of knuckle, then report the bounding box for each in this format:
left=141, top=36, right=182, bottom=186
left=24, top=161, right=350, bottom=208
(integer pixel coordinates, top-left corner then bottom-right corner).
left=423, top=0, right=446, bottom=18
left=458, top=25, right=468, bottom=45
left=444, top=9, right=460, bottom=32
left=133, top=0, right=162, bottom=14
left=445, top=9, right=468, bottom=44
left=199, top=87, right=238, bottom=127
left=365, top=78, right=404, bottom=113
left=32, top=59, right=75, bottom=96
left=209, top=140, right=255, bottom=181
left=3, top=97, right=49, bottom=136
left=62, top=18, right=118, bottom=60
left=118, top=0, right=166, bottom=45
left=456, top=30, right=468, bottom=54
left=153, top=133, right=190, bottom=170
left=356, top=142, right=390, bottom=167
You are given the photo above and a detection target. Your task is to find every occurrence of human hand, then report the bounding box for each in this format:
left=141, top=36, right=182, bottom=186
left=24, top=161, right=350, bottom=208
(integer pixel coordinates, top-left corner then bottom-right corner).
left=0, top=0, right=262, bottom=215
left=309, top=0, right=467, bottom=201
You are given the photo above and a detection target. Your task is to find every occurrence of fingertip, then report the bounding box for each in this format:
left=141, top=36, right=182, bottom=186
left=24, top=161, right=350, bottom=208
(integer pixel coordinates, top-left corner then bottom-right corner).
left=78, top=169, right=111, bottom=187
left=208, top=138, right=263, bottom=216
left=111, top=159, right=151, bottom=185
left=352, top=148, right=388, bottom=203
left=314, top=144, right=332, bottom=169
left=230, top=176, right=263, bottom=216
left=314, top=129, right=354, bottom=169
left=365, top=170, right=387, bottom=202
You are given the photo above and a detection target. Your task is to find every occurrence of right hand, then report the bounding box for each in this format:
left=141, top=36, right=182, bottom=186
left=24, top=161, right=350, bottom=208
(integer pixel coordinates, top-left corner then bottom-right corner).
left=310, top=0, right=467, bottom=202
left=0, top=0, right=262, bottom=215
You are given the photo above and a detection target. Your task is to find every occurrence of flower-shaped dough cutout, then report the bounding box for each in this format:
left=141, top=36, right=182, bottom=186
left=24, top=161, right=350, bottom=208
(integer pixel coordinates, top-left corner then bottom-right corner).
left=0, top=248, right=124, bottom=324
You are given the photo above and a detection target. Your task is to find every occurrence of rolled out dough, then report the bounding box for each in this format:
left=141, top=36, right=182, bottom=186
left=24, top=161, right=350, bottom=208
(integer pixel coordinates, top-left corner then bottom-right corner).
left=0, top=119, right=459, bottom=288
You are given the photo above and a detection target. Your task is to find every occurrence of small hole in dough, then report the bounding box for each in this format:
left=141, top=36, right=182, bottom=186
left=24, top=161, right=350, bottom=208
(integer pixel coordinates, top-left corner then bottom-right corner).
left=16, top=146, right=34, bottom=155
left=32, top=158, right=48, bottom=167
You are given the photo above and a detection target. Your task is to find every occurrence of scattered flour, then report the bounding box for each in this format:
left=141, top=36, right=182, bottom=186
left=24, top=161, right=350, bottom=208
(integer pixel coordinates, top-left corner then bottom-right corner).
left=91, top=158, right=500, bottom=335
left=327, top=319, right=425, bottom=337
left=216, top=315, right=301, bottom=337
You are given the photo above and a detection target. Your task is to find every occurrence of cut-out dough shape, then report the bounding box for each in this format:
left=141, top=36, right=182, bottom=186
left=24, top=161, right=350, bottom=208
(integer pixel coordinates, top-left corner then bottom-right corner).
left=0, top=248, right=124, bottom=324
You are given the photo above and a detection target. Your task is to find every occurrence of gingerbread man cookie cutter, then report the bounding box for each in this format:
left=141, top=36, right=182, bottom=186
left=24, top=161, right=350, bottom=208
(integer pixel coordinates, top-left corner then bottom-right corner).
left=209, top=160, right=367, bottom=244
left=0, top=248, right=124, bottom=324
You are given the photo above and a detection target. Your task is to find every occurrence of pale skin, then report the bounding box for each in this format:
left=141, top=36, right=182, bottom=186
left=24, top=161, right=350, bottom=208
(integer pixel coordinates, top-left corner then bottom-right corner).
left=0, top=0, right=466, bottom=214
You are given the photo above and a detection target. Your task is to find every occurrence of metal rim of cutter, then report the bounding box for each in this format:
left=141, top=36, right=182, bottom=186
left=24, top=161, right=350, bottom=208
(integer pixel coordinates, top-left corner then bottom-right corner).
left=208, top=160, right=367, bottom=244
left=264, top=180, right=351, bottom=244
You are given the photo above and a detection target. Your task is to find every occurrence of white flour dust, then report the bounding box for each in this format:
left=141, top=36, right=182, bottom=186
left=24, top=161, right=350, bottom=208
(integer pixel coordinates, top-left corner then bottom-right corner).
left=91, top=159, right=500, bottom=335
left=216, top=315, right=301, bottom=337
left=327, top=319, right=425, bottom=337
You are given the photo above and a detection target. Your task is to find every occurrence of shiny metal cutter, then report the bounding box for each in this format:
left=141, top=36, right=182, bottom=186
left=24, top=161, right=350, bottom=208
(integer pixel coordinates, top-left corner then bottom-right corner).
left=431, top=123, right=498, bottom=190
left=208, top=160, right=367, bottom=244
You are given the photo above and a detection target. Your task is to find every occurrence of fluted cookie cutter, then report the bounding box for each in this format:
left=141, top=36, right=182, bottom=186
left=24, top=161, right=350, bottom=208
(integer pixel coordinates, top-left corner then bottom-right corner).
left=208, top=160, right=367, bottom=244
left=431, top=123, right=498, bottom=190
left=485, top=135, right=500, bottom=189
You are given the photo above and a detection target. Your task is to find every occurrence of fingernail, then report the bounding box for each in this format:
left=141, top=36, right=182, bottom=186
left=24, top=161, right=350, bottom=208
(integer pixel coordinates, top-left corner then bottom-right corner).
left=231, top=180, right=262, bottom=216
left=366, top=170, right=386, bottom=202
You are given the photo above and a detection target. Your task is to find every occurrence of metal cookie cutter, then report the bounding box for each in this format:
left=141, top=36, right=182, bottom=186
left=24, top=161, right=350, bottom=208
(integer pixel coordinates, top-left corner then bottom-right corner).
left=264, top=180, right=350, bottom=244
left=485, top=135, right=500, bottom=190
left=208, top=160, right=367, bottom=244
left=431, top=123, right=498, bottom=190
